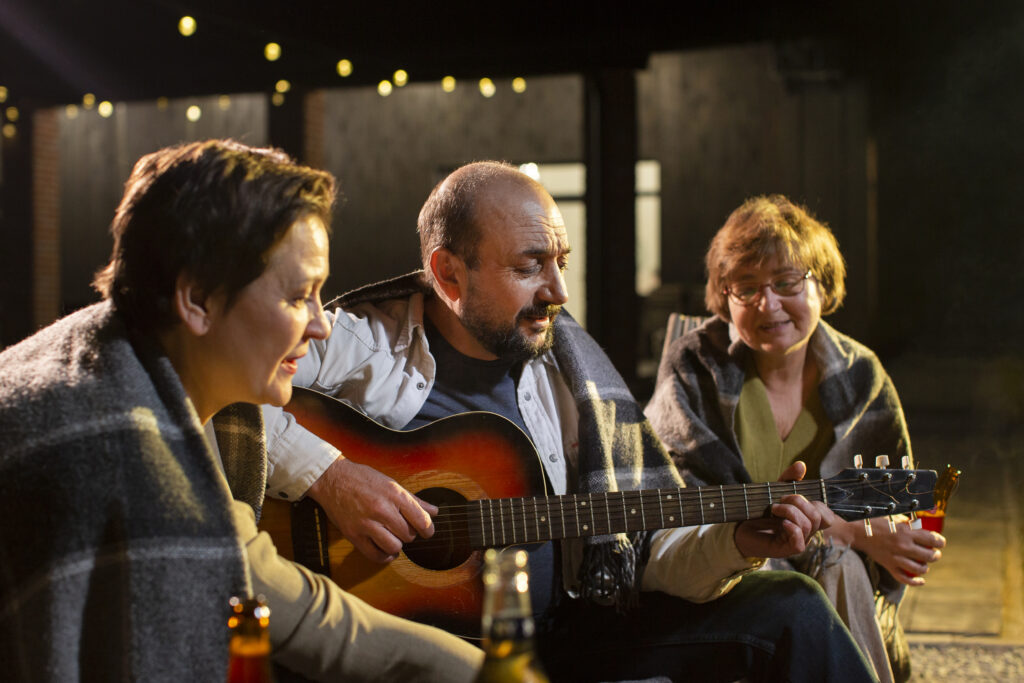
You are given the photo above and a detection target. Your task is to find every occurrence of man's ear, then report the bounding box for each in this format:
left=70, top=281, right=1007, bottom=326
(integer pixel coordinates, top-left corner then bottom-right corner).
left=428, top=248, right=466, bottom=303
left=172, top=273, right=215, bottom=336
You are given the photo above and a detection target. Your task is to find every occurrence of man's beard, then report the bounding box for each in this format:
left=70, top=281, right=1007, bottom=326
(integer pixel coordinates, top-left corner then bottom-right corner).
left=461, top=300, right=561, bottom=362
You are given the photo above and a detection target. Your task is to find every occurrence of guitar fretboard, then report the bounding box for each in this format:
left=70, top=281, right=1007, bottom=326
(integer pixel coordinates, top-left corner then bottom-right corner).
left=467, top=480, right=827, bottom=547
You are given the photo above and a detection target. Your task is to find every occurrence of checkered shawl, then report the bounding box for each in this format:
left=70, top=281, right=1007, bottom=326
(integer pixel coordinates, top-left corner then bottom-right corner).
left=645, top=317, right=912, bottom=488
left=334, top=273, right=682, bottom=610
left=0, top=301, right=252, bottom=680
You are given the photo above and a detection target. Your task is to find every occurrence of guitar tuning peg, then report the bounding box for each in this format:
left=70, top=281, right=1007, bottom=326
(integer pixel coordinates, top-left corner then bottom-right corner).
left=901, top=455, right=911, bottom=469
left=875, top=455, right=889, bottom=468
left=853, top=454, right=863, bottom=468
left=887, top=516, right=897, bottom=533
left=863, top=518, right=873, bottom=537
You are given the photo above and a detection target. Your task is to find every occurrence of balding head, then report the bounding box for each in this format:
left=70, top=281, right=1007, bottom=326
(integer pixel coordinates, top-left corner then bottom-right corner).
left=417, top=161, right=548, bottom=284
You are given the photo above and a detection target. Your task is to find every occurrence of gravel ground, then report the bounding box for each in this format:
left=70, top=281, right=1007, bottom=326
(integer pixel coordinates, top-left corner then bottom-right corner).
left=909, top=642, right=1024, bottom=681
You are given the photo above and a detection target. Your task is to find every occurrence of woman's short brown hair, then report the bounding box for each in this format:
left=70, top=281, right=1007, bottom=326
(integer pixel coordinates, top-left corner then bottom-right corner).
left=704, top=194, right=846, bottom=320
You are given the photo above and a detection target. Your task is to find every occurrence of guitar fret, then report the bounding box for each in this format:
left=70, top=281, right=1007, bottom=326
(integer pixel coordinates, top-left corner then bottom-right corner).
left=509, top=497, right=518, bottom=543
left=819, top=479, right=827, bottom=504
left=484, top=499, right=493, bottom=547
left=720, top=486, right=727, bottom=522
left=536, top=497, right=544, bottom=544
left=678, top=489, right=684, bottom=526
left=657, top=489, right=665, bottom=528
left=575, top=494, right=582, bottom=536
left=638, top=490, right=647, bottom=529
left=765, top=481, right=773, bottom=505
left=621, top=491, right=629, bottom=533
left=604, top=492, right=612, bottom=535
left=587, top=493, right=596, bottom=534
left=561, top=497, right=569, bottom=540
left=499, top=498, right=507, bottom=545
left=697, top=487, right=705, bottom=524
left=742, top=483, right=749, bottom=520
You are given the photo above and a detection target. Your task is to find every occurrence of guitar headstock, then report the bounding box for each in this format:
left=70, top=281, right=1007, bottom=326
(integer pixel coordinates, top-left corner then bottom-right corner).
left=825, top=468, right=938, bottom=521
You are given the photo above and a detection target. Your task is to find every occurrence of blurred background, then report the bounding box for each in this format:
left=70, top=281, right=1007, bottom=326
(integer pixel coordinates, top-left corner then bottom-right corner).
left=1, top=0, right=1022, bottom=670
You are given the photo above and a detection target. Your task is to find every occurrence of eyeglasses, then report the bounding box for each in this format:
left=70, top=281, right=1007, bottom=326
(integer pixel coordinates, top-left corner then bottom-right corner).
left=724, top=270, right=813, bottom=306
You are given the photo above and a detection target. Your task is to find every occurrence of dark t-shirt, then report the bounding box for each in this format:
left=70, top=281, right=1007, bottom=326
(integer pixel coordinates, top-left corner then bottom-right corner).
left=404, top=318, right=557, bottom=617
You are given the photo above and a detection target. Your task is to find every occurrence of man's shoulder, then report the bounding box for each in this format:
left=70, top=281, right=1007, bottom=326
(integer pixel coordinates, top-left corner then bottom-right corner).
left=327, top=271, right=429, bottom=310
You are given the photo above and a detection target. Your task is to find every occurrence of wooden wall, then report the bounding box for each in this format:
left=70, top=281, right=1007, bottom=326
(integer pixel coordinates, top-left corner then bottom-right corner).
left=55, top=95, right=268, bottom=313
left=316, top=75, right=583, bottom=297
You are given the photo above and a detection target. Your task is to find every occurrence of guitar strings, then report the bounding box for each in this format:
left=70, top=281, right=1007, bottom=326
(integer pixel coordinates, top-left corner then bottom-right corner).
left=389, top=477, right=929, bottom=551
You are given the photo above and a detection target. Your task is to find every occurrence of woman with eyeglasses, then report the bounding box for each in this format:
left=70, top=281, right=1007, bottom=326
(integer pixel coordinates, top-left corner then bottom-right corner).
left=645, top=194, right=945, bottom=683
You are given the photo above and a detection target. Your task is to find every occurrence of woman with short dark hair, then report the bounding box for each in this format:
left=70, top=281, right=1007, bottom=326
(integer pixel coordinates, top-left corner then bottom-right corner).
left=0, top=140, right=481, bottom=682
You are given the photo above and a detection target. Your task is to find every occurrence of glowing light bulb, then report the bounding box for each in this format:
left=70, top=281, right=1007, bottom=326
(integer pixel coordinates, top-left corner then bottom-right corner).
left=186, top=105, right=201, bottom=122
left=82, top=93, right=95, bottom=109
left=2, top=123, right=15, bottom=139
left=512, top=77, right=527, bottom=93
left=218, top=95, right=231, bottom=110
left=478, top=78, right=496, bottom=98
left=271, top=93, right=285, bottom=106
left=65, top=104, right=79, bottom=119
left=178, top=16, right=196, bottom=37
left=97, top=101, right=113, bottom=118
left=0, top=86, right=7, bottom=103
left=393, top=69, right=408, bottom=87
left=264, top=43, right=281, bottom=61
left=442, top=76, right=456, bottom=92
left=336, top=59, right=353, bottom=77
left=275, top=79, right=291, bottom=93
left=5, top=106, right=19, bottom=122
left=378, top=80, right=393, bottom=97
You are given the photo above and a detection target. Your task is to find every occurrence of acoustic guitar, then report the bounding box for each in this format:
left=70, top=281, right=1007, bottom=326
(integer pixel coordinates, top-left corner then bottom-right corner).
left=259, top=387, right=938, bottom=638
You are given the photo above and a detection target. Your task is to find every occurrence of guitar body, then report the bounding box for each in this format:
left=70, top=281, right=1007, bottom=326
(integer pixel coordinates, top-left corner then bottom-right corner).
left=259, top=387, right=546, bottom=637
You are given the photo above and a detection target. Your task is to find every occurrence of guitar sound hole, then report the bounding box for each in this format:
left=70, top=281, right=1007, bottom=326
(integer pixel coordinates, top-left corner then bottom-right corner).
left=404, top=487, right=472, bottom=571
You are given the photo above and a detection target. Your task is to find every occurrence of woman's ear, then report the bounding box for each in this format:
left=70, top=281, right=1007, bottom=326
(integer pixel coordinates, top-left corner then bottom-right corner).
left=428, top=247, right=466, bottom=304
left=172, top=273, right=214, bottom=336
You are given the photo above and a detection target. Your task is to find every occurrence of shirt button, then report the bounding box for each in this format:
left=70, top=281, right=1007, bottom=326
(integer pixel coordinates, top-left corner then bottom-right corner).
left=524, top=392, right=532, bottom=401
left=416, top=381, right=426, bottom=390
left=548, top=454, right=557, bottom=462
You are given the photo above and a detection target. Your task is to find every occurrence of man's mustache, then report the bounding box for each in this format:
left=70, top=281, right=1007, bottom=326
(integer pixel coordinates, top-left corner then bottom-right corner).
left=519, top=304, right=562, bottom=321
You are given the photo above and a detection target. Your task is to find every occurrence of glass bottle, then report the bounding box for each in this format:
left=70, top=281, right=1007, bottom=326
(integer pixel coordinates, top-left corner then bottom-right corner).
left=226, top=595, right=274, bottom=683
left=474, top=549, right=550, bottom=683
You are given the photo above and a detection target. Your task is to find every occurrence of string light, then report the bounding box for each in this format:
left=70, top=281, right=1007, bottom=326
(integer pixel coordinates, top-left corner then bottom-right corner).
left=442, top=76, right=456, bottom=93
left=478, top=78, right=496, bottom=98
left=377, top=80, right=393, bottom=97
left=82, top=93, right=95, bottom=109
left=2, top=123, right=15, bottom=139
left=512, top=77, right=527, bottom=93
left=275, top=79, right=291, bottom=93
left=186, top=105, right=201, bottom=122
left=393, top=70, right=408, bottom=87
left=65, top=104, right=79, bottom=119
left=264, top=43, right=281, bottom=61
left=336, top=59, right=353, bottom=77
left=0, top=86, right=7, bottom=103
left=218, top=95, right=231, bottom=110
left=178, top=16, right=197, bottom=37
left=97, top=101, right=114, bottom=118
left=5, top=107, right=19, bottom=122
left=271, top=93, right=285, bottom=106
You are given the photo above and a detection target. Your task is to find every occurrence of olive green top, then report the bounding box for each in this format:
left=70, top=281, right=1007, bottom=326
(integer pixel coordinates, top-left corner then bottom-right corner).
left=735, top=358, right=835, bottom=482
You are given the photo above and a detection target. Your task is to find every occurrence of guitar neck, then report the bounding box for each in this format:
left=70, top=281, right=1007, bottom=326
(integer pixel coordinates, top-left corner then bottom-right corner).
left=468, top=479, right=826, bottom=548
